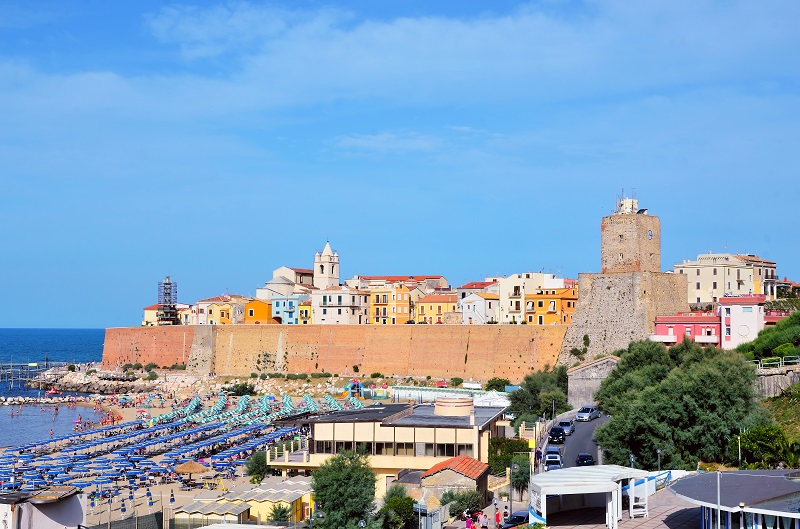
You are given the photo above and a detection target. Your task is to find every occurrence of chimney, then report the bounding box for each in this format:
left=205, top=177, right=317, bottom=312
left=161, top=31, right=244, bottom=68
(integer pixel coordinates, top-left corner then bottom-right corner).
left=469, top=409, right=475, bottom=427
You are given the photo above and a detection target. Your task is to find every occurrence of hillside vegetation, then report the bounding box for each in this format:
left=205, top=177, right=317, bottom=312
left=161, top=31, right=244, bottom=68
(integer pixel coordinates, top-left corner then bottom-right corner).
left=764, top=384, right=800, bottom=441
left=736, top=311, right=800, bottom=360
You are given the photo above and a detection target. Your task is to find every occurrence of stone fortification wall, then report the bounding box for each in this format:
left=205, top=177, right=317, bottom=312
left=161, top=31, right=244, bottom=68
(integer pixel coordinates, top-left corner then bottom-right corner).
left=102, top=326, right=194, bottom=369
left=559, top=271, right=688, bottom=363
left=103, top=324, right=567, bottom=381
left=756, top=367, right=800, bottom=398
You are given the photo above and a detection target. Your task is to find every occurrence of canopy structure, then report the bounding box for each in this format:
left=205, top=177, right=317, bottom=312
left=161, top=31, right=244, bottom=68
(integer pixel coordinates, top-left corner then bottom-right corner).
left=529, top=465, right=650, bottom=529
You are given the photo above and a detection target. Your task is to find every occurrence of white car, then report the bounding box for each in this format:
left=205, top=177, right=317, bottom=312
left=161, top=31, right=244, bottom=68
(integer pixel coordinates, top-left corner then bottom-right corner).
left=543, top=453, right=563, bottom=470
left=576, top=405, right=600, bottom=422
left=558, top=419, right=575, bottom=435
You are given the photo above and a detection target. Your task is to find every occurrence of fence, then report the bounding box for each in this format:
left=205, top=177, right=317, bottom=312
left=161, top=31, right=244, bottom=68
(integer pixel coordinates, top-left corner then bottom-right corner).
left=752, top=356, right=799, bottom=369
left=85, top=512, right=163, bottom=529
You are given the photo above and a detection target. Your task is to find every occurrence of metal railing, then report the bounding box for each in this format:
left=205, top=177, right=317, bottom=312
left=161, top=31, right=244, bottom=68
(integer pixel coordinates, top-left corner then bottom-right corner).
left=751, top=356, right=799, bottom=369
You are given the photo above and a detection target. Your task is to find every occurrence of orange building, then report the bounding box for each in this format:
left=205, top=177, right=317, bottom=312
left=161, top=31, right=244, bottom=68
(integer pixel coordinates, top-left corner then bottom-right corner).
left=244, top=299, right=273, bottom=324
left=524, top=287, right=578, bottom=325
left=370, top=284, right=414, bottom=324
left=416, top=294, right=459, bottom=324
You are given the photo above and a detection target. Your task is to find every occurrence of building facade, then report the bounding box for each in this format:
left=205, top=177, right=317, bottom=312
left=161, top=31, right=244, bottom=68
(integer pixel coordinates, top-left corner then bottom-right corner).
left=673, top=253, right=778, bottom=305
left=244, top=299, right=273, bottom=325
left=461, top=293, right=499, bottom=324
left=524, top=286, right=578, bottom=325
left=313, top=242, right=340, bottom=290
left=497, top=273, right=568, bottom=324
left=310, top=286, right=370, bottom=324
left=416, top=294, right=459, bottom=324
left=271, top=294, right=310, bottom=325
left=369, top=284, right=415, bottom=324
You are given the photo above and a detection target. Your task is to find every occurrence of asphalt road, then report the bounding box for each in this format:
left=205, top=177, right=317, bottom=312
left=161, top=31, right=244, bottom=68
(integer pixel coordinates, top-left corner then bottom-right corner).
left=550, top=414, right=609, bottom=468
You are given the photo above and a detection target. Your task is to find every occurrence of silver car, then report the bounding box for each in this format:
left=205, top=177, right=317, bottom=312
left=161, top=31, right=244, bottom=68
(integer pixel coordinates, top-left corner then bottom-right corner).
left=575, top=405, right=600, bottom=422
left=558, top=419, right=575, bottom=435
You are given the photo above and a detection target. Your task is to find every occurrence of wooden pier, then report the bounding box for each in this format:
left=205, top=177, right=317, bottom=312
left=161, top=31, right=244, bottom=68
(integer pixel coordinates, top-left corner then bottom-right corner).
left=0, top=360, right=70, bottom=390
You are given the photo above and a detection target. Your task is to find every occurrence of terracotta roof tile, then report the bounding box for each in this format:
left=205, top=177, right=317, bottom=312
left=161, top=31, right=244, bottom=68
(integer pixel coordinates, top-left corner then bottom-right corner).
left=290, top=268, right=314, bottom=274
left=418, top=294, right=458, bottom=303
left=458, top=281, right=497, bottom=289
left=421, top=455, right=488, bottom=481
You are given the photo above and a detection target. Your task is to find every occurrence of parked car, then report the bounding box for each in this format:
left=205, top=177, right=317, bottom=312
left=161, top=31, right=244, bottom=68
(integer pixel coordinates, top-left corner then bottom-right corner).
left=558, top=419, right=575, bottom=435
left=543, top=453, right=563, bottom=470
left=548, top=426, right=566, bottom=444
left=545, top=445, right=563, bottom=457
left=575, top=405, right=601, bottom=422
left=501, top=510, right=530, bottom=528
left=575, top=453, right=596, bottom=466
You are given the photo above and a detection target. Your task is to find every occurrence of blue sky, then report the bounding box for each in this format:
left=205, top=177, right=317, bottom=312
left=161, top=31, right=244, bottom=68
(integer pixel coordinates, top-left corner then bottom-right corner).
left=1, top=0, right=798, bottom=328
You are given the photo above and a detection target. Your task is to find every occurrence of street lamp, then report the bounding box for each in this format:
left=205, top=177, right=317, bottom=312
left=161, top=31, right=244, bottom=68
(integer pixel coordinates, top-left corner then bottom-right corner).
left=309, top=509, right=325, bottom=529
left=358, top=520, right=366, bottom=528
left=629, top=454, right=635, bottom=468
left=656, top=449, right=661, bottom=472
left=510, top=463, right=520, bottom=519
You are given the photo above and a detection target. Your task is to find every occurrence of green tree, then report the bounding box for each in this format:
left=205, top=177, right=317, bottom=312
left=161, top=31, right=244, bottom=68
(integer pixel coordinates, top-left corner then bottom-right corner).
left=594, top=340, right=758, bottom=470
left=733, top=424, right=800, bottom=468
left=485, top=377, right=510, bottom=392
left=268, top=504, right=291, bottom=522
left=488, top=437, right=529, bottom=474
left=508, top=365, right=568, bottom=419
left=246, top=451, right=270, bottom=478
left=439, top=489, right=481, bottom=517
left=312, top=451, right=377, bottom=529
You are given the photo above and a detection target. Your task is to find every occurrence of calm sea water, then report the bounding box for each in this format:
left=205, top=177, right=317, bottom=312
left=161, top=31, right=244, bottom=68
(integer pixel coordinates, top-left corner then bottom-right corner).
left=0, top=329, right=105, bottom=447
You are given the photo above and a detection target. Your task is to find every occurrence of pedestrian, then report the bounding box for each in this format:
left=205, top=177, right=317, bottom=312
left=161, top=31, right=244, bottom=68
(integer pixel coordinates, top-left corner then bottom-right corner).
left=495, top=509, right=501, bottom=528
left=503, top=506, right=508, bottom=521
left=465, top=514, right=473, bottom=529
left=480, top=512, right=489, bottom=529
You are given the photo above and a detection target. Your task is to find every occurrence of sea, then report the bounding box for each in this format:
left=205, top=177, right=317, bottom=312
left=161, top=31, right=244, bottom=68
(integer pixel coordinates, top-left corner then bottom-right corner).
left=0, top=329, right=105, bottom=448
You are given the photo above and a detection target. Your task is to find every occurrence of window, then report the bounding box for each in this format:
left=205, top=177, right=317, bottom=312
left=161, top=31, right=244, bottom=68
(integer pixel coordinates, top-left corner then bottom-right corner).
left=435, top=444, right=456, bottom=457
left=713, top=268, right=717, bottom=275
left=725, top=327, right=731, bottom=336
left=315, top=441, right=333, bottom=454
left=528, top=316, right=533, bottom=323
left=679, top=270, right=684, bottom=274
left=335, top=441, right=353, bottom=453
left=248, top=309, right=254, bottom=317
left=322, top=309, right=327, bottom=315
left=619, top=253, right=623, bottom=261
left=696, top=269, right=700, bottom=276
left=696, top=282, right=701, bottom=290
left=538, top=315, right=543, bottom=325
left=375, top=442, right=394, bottom=455
left=457, top=444, right=474, bottom=457
left=685, top=328, right=691, bottom=336
left=725, top=308, right=731, bottom=316
left=395, top=443, right=414, bottom=456
left=712, top=282, right=717, bottom=289
left=538, top=300, right=544, bottom=308
left=337, top=309, right=342, bottom=315
left=209, top=308, right=213, bottom=315
left=742, top=307, right=753, bottom=313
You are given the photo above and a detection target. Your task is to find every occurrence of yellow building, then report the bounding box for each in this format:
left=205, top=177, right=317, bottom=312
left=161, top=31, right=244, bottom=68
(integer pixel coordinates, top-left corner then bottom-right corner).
left=244, top=299, right=273, bottom=325
left=267, top=400, right=507, bottom=497
left=207, top=302, right=234, bottom=325
left=298, top=300, right=312, bottom=325
left=194, top=477, right=312, bottom=524
left=369, top=284, right=413, bottom=324
left=415, top=294, right=458, bottom=324
left=524, top=286, right=578, bottom=325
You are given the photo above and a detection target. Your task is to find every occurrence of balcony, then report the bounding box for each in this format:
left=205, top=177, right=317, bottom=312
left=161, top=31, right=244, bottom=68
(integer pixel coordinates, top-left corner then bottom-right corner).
left=509, top=291, right=522, bottom=298
left=649, top=334, right=678, bottom=344
left=694, top=335, right=719, bottom=344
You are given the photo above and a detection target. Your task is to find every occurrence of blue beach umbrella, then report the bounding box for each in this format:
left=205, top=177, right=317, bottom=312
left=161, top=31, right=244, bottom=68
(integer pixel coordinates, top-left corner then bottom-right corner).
left=169, top=490, right=174, bottom=504
left=120, top=498, right=126, bottom=516
left=72, top=481, right=91, bottom=488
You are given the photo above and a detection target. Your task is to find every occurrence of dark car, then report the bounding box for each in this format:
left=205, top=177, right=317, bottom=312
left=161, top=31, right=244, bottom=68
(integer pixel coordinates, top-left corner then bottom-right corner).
left=500, top=510, right=529, bottom=528
left=575, top=453, right=596, bottom=466
left=548, top=426, right=566, bottom=444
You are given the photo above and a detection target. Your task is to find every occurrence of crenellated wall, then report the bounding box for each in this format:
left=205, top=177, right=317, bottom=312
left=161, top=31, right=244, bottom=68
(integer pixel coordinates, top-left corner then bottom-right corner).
left=103, top=324, right=567, bottom=381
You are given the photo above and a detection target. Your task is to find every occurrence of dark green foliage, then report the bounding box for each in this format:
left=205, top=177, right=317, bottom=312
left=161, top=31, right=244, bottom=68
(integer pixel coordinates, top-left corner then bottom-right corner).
left=223, top=383, right=256, bottom=396
left=170, top=363, right=186, bottom=370
left=439, top=489, right=481, bottom=517
left=594, top=339, right=758, bottom=470
left=736, top=311, right=800, bottom=360
left=451, top=377, right=463, bottom=387
left=145, top=371, right=158, bottom=381
left=246, top=451, right=270, bottom=478
left=353, top=365, right=360, bottom=373
left=312, top=451, right=377, bottom=529
left=122, top=363, right=133, bottom=370
left=67, top=364, right=76, bottom=372
left=132, top=362, right=143, bottom=370
left=378, top=487, right=416, bottom=529
left=286, top=373, right=309, bottom=380
left=312, top=372, right=333, bottom=378
left=144, top=363, right=159, bottom=372
left=268, top=504, right=291, bottom=522
left=485, top=377, right=510, bottom=392
left=370, top=372, right=384, bottom=379
left=508, top=365, right=569, bottom=419
left=488, top=437, right=530, bottom=474
left=730, top=424, right=798, bottom=468
left=87, top=369, right=97, bottom=375
left=250, top=372, right=258, bottom=378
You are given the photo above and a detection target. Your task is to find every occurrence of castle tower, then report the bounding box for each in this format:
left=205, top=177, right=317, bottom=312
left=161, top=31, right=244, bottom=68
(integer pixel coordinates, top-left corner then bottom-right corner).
left=600, top=197, right=661, bottom=274
left=559, top=197, right=687, bottom=367
left=314, top=241, right=340, bottom=289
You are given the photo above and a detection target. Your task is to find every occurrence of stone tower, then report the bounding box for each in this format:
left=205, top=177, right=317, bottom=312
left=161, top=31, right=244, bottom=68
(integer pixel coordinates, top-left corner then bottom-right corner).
left=559, top=197, right=687, bottom=364
left=600, top=198, right=661, bottom=274
left=314, top=241, right=340, bottom=289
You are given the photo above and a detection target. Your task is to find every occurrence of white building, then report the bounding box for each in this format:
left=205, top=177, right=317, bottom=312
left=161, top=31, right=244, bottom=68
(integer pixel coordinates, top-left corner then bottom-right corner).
left=719, top=295, right=766, bottom=349
left=310, top=286, right=370, bottom=324
left=461, top=292, right=500, bottom=324
left=256, top=275, right=296, bottom=301
left=313, top=241, right=340, bottom=290
left=673, top=253, right=778, bottom=305
left=496, top=273, right=567, bottom=324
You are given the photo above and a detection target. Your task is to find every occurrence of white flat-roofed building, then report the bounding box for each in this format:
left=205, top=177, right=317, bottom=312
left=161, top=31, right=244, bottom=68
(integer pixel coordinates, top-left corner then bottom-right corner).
left=674, top=252, right=778, bottom=305
left=310, top=286, right=370, bottom=324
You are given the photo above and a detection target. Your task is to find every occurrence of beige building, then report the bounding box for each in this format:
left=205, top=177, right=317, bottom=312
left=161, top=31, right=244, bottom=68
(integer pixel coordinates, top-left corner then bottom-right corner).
left=497, top=273, right=568, bottom=324
left=269, top=400, right=507, bottom=496
left=673, top=253, right=778, bottom=305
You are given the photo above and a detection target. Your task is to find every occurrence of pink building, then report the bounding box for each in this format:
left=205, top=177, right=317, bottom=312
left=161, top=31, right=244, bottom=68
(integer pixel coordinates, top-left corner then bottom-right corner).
left=650, top=294, right=780, bottom=350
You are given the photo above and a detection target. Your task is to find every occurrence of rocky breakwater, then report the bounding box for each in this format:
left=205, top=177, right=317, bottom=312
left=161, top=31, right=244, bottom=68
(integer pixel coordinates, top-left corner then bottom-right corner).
left=29, top=370, right=168, bottom=395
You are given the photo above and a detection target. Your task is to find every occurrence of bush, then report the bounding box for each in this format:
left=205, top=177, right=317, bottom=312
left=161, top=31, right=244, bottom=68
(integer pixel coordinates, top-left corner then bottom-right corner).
left=370, top=372, right=384, bottom=379
left=145, top=371, right=158, bottom=381
left=311, top=372, right=333, bottom=378
left=87, top=369, right=97, bottom=375
left=286, top=373, right=308, bottom=380
left=223, top=383, right=256, bottom=396
left=122, top=363, right=133, bottom=370
left=144, top=363, right=158, bottom=372
left=67, top=365, right=76, bottom=372
left=250, top=372, right=258, bottom=378
left=259, top=373, right=268, bottom=380
left=485, top=377, right=511, bottom=392
left=132, top=363, right=143, bottom=370
left=267, top=372, right=285, bottom=379
left=440, top=489, right=481, bottom=517
left=353, top=365, right=360, bottom=373
left=170, top=363, right=186, bottom=370
left=451, top=377, right=463, bottom=387
left=246, top=451, right=270, bottom=477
